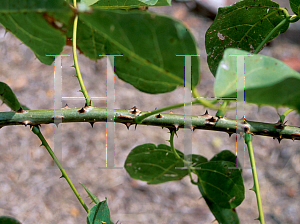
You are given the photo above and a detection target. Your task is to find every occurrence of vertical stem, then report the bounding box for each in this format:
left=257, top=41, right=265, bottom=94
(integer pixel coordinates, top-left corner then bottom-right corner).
left=245, top=133, right=265, bottom=224
left=31, top=126, right=89, bottom=213
left=72, top=0, right=93, bottom=106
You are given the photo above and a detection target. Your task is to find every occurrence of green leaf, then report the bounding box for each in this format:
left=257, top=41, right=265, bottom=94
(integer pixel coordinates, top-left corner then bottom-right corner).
left=90, top=0, right=171, bottom=9
left=0, top=0, right=73, bottom=65
left=80, top=183, right=100, bottom=204
left=124, top=143, right=189, bottom=184
left=76, top=18, right=106, bottom=60
left=191, top=154, right=208, bottom=166
left=195, top=161, right=244, bottom=209
left=79, top=9, right=199, bottom=94
left=210, top=150, right=241, bottom=167
left=206, top=0, right=289, bottom=76
left=0, top=82, right=22, bottom=111
left=0, top=216, right=22, bottom=224
left=214, top=48, right=300, bottom=111
left=81, top=0, right=99, bottom=6
left=198, top=184, right=240, bottom=224
left=138, top=0, right=158, bottom=6
left=290, top=0, right=300, bottom=15
left=87, top=198, right=111, bottom=224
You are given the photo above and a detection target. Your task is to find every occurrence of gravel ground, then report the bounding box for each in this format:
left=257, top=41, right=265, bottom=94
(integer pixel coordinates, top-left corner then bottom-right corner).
left=0, top=1, right=300, bottom=224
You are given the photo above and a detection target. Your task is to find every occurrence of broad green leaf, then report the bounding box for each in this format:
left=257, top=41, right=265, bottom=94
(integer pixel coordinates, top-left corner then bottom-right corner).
left=214, top=48, right=300, bottom=111
left=80, top=183, right=100, bottom=204
left=91, top=0, right=171, bottom=9
left=206, top=0, right=289, bottom=76
left=0, top=0, right=73, bottom=65
left=198, top=184, right=240, bottom=224
left=195, top=161, right=244, bottom=209
left=0, top=216, right=22, bottom=224
left=79, top=9, right=199, bottom=94
left=124, top=143, right=189, bottom=184
left=210, top=150, right=242, bottom=168
left=87, top=198, right=110, bottom=224
left=0, top=82, right=22, bottom=111
left=76, top=18, right=106, bottom=60
left=191, top=154, right=208, bottom=166
left=290, top=0, right=300, bottom=15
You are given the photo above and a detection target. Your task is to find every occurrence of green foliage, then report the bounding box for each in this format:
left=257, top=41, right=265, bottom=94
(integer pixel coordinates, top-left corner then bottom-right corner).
left=290, top=0, right=300, bottom=15
left=81, top=184, right=100, bottom=204
left=0, top=216, right=22, bottom=224
left=87, top=199, right=111, bottom=224
left=206, top=0, right=289, bottom=76
left=0, top=0, right=73, bottom=65
left=214, top=48, right=300, bottom=111
left=0, top=82, right=22, bottom=111
left=79, top=9, right=199, bottom=93
left=124, top=143, right=191, bottom=184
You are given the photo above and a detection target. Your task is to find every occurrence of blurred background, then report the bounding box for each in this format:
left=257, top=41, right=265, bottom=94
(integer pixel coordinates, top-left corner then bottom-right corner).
left=0, top=0, right=300, bottom=223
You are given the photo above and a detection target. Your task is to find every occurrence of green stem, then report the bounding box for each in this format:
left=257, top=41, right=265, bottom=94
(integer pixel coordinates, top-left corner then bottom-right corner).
left=216, top=100, right=228, bottom=118
left=169, top=129, right=192, bottom=165
left=289, top=15, right=300, bottom=23
left=279, top=109, right=294, bottom=123
left=245, top=133, right=265, bottom=224
left=31, top=126, right=89, bottom=213
left=134, top=88, right=227, bottom=124
left=72, top=1, right=93, bottom=107
left=254, top=17, right=289, bottom=54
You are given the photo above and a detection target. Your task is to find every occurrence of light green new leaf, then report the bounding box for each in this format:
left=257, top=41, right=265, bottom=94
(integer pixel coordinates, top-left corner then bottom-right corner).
left=87, top=199, right=111, bottom=224
left=0, top=82, right=22, bottom=111
left=80, top=183, right=100, bottom=204
left=0, top=0, right=73, bottom=65
left=195, top=161, right=244, bottom=209
left=124, top=143, right=189, bottom=184
left=206, top=0, right=289, bottom=76
left=290, top=0, right=300, bottom=15
left=79, top=9, right=199, bottom=94
left=214, top=48, right=300, bottom=111
left=91, top=0, right=171, bottom=9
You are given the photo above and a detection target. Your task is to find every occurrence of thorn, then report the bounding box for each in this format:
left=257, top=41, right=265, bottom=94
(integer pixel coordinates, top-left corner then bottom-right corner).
left=40, top=144, right=44, bottom=147
left=155, top=107, right=157, bottom=110
left=200, top=110, right=210, bottom=117
left=63, top=103, right=70, bottom=109
left=60, top=175, right=64, bottom=179
left=173, top=124, right=179, bottom=131
left=228, top=133, right=232, bottom=137
left=191, top=126, right=195, bottom=132
left=90, top=122, right=94, bottom=128
left=155, top=114, right=163, bottom=118
left=78, top=90, right=83, bottom=93
left=54, top=122, right=59, bottom=128
left=77, top=107, right=86, bottom=113
left=277, top=136, right=282, bottom=144
left=70, top=65, right=75, bottom=67
left=162, top=126, right=164, bottom=129
left=169, top=110, right=173, bottom=114
left=129, top=106, right=141, bottom=115
left=135, top=123, right=137, bottom=130
left=125, top=123, right=132, bottom=130
left=20, top=120, right=32, bottom=127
